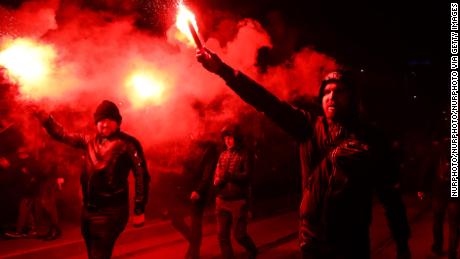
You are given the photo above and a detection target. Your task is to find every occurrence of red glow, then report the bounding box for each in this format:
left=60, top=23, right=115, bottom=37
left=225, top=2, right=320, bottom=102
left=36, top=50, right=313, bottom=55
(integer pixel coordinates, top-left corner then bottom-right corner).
left=0, top=0, right=338, bottom=150
left=125, top=70, right=168, bottom=108
left=0, top=38, right=56, bottom=99
left=175, top=3, right=200, bottom=47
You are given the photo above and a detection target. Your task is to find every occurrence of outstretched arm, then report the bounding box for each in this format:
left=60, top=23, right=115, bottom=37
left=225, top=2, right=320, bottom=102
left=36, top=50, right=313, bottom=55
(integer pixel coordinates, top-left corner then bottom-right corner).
left=197, top=48, right=313, bottom=141
left=33, top=108, right=87, bottom=149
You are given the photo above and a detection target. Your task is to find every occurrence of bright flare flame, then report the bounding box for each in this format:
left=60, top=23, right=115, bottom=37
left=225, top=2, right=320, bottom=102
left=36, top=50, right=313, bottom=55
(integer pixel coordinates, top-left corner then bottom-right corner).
left=0, top=38, right=56, bottom=92
left=175, top=3, right=199, bottom=46
left=125, top=71, right=166, bottom=108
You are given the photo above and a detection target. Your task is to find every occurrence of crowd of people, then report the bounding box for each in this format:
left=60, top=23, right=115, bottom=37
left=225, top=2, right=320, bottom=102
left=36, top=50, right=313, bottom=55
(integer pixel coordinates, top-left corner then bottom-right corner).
left=0, top=146, right=63, bottom=241
left=0, top=46, right=456, bottom=259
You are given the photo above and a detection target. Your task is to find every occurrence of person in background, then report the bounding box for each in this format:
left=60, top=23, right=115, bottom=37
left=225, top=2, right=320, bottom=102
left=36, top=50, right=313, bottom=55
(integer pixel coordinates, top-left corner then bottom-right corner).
left=36, top=155, right=63, bottom=241
left=4, top=147, right=41, bottom=239
left=418, top=137, right=459, bottom=259
left=183, top=131, right=219, bottom=259
left=197, top=49, right=411, bottom=259
left=214, top=124, right=257, bottom=259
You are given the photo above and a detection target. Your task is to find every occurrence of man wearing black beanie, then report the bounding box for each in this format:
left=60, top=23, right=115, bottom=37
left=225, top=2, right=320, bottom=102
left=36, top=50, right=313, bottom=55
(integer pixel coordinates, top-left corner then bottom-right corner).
left=197, top=49, right=411, bottom=259
left=33, top=100, right=150, bottom=259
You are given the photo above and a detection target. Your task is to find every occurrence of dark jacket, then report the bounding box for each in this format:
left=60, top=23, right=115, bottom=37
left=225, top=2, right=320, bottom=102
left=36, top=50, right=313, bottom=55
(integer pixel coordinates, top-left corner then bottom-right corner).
left=214, top=147, right=252, bottom=201
left=215, top=64, right=410, bottom=250
left=183, top=140, right=219, bottom=199
left=10, top=155, right=42, bottom=198
left=43, top=116, right=150, bottom=214
left=419, top=140, right=451, bottom=200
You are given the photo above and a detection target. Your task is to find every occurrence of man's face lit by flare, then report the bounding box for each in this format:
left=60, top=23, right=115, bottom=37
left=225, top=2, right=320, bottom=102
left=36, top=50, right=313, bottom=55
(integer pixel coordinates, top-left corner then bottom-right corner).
left=96, top=118, right=119, bottom=137
left=321, top=82, right=351, bottom=122
left=224, top=135, right=235, bottom=149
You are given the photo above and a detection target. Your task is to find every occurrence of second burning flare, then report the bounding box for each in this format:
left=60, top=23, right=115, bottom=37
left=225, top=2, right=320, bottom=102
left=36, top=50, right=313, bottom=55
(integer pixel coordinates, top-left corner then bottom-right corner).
left=176, top=3, right=203, bottom=49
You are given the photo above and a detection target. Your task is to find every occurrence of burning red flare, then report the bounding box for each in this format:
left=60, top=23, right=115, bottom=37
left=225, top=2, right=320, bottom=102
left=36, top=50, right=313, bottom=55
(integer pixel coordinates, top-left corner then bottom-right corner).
left=0, top=38, right=56, bottom=99
left=175, top=3, right=202, bottom=48
left=125, top=70, right=168, bottom=108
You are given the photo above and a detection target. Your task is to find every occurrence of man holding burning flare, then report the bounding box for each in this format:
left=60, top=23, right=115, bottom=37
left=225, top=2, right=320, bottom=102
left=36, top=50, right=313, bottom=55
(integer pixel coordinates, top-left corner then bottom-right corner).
left=32, top=100, right=150, bottom=259
left=196, top=49, right=411, bottom=258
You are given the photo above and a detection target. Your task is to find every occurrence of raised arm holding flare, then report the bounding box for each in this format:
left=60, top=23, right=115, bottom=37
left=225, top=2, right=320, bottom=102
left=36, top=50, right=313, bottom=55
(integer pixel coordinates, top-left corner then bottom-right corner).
left=197, top=48, right=411, bottom=259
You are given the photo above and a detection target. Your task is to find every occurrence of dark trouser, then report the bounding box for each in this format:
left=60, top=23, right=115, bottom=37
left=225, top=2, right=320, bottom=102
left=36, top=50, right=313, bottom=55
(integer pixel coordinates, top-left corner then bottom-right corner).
left=168, top=201, right=205, bottom=259
left=81, top=205, right=129, bottom=259
left=38, top=192, right=59, bottom=230
left=447, top=202, right=460, bottom=259
left=16, top=197, right=36, bottom=233
left=433, top=196, right=447, bottom=250
left=216, top=198, right=257, bottom=259
left=433, top=197, right=460, bottom=258
left=168, top=205, right=190, bottom=241
left=187, top=202, right=205, bottom=259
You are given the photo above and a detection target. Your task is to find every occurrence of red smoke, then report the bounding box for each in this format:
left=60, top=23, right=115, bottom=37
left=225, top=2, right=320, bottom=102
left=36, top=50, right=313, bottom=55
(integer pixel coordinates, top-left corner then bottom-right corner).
left=0, top=0, right=337, bottom=166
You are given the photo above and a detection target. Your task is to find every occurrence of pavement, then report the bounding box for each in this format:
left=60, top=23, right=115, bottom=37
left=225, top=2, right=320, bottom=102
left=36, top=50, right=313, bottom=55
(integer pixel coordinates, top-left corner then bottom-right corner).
left=0, top=195, right=449, bottom=259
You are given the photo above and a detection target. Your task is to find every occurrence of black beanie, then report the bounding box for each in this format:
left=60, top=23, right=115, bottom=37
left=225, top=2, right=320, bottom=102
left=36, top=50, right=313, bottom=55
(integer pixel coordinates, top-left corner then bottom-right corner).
left=318, top=70, right=354, bottom=100
left=318, top=70, right=360, bottom=117
left=94, top=100, right=122, bottom=124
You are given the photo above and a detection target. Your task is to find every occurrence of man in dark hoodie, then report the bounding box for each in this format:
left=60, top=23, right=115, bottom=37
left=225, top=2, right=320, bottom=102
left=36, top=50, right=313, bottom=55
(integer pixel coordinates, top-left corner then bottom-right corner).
left=197, top=49, right=411, bottom=259
left=183, top=135, right=219, bottom=259
left=33, top=100, right=150, bottom=259
left=214, top=124, right=257, bottom=259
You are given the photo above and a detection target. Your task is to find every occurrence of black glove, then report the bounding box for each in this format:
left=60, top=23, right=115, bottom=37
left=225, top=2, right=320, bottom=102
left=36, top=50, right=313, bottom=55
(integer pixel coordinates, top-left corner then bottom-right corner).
left=196, top=48, right=223, bottom=73
left=196, top=48, right=235, bottom=81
